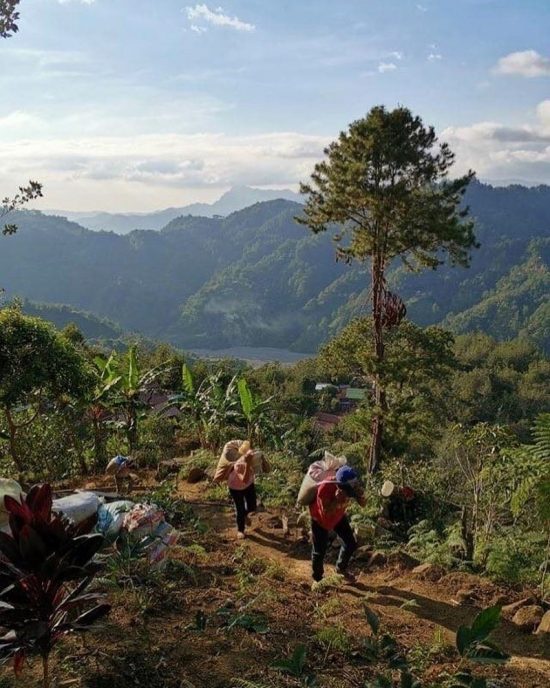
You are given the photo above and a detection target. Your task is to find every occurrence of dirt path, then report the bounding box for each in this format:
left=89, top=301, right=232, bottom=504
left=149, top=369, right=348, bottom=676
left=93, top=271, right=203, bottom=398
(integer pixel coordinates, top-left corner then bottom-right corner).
left=181, top=482, right=550, bottom=684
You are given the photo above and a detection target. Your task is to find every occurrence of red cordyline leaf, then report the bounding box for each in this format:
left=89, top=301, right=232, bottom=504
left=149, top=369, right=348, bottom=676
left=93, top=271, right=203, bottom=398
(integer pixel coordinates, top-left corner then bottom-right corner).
left=56, top=576, right=92, bottom=607
left=25, top=485, right=53, bottom=522
left=57, top=592, right=101, bottom=613
left=19, top=525, right=48, bottom=566
left=18, top=573, right=42, bottom=598
left=4, top=496, right=32, bottom=523
left=0, top=483, right=110, bottom=671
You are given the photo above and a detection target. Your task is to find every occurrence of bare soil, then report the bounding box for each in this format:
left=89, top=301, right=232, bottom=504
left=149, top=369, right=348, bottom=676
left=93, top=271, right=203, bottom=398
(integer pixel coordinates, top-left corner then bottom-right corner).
left=2, top=474, right=549, bottom=688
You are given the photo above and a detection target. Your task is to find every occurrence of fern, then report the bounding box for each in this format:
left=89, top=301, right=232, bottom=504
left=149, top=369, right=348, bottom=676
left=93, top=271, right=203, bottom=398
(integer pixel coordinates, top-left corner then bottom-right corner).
left=532, top=413, right=550, bottom=461
left=510, top=414, right=550, bottom=518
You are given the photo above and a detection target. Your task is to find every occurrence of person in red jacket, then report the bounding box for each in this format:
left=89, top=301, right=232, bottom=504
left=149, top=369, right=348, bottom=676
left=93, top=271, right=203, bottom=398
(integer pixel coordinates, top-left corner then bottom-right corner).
left=310, top=465, right=366, bottom=584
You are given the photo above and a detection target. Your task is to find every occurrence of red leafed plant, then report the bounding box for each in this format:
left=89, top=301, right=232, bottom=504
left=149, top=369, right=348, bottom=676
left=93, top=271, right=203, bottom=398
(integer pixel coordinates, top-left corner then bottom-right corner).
left=0, top=484, right=110, bottom=688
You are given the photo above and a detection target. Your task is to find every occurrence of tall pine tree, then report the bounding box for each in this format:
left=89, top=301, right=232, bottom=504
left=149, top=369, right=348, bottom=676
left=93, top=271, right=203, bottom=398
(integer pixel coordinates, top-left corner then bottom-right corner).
left=299, top=106, right=477, bottom=473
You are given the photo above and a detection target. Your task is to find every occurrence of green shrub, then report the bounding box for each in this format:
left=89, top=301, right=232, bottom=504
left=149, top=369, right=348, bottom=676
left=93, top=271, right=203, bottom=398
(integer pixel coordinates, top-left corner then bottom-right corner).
left=177, top=449, right=216, bottom=479
left=254, top=451, right=303, bottom=509
left=482, top=531, right=545, bottom=584
left=407, top=520, right=467, bottom=568
left=139, top=414, right=178, bottom=467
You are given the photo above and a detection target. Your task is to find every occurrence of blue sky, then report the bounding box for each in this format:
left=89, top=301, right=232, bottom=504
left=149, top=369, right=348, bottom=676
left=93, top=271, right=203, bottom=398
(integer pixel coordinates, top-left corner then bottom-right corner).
left=1, top=0, right=550, bottom=210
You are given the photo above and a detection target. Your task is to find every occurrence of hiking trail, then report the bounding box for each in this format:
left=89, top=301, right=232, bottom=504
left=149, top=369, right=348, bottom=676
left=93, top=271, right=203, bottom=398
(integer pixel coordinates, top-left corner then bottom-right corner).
left=182, top=482, right=550, bottom=684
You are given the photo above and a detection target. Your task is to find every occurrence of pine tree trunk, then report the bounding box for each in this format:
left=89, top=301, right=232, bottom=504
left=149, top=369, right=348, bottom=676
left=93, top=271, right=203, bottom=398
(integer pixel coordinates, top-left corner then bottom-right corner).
left=368, top=252, right=386, bottom=474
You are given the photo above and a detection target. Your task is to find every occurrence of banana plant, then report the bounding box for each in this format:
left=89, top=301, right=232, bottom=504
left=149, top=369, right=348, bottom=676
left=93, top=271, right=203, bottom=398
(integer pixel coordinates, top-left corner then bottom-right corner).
left=110, top=345, right=170, bottom=452
left=198, top=371, right=240, bottom=449
left=169, top=363, right=209, bottom=447
left=85, top=352, right=122, bottom=470
left=237, top=377, right=277, bottom=446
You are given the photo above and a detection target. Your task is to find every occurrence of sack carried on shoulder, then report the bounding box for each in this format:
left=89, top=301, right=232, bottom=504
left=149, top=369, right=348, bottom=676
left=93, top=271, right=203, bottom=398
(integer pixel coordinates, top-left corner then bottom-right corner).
left=213, top=440, right=241, bottom=482
left=296, top=451, right=347, bottom=507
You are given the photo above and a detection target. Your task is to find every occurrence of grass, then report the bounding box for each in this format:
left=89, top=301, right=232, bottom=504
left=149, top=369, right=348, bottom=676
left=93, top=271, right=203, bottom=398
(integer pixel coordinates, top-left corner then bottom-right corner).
left=315, top=597, right=345, bottom=619
left=231, top=545, right=287, bottom=592
left=407, top=629, right=455, bottom=674
left=315, top=624, right=353, bottom=655
left=310, top=574, right=344, bottom=593
left=264, top=560, right=287, bottom=582
left=181, top=543, right=209, bottom=563
left=205, top=482, right=229, bottom=501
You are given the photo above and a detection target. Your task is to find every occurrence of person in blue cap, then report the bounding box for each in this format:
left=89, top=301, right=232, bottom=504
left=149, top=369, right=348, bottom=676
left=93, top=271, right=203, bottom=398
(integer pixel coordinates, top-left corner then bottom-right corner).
left=309, top=465, right=366, bottom=585
left=105, top=455, right=136, bottom=492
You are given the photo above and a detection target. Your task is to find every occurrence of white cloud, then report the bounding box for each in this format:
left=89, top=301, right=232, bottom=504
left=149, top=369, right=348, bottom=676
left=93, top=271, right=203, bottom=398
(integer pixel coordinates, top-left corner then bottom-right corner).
left=416, top=4, right=428, bottom=12
left=442, top=101, right=550, bottom=184
left=57, top=0, right=96, bottom=5
left=0, top=130, right=327, bottom=210
left=185, top=4, right=255, bottom=33
left=0, top=111, right=45, bottom=132
left=536, top=100, right=550, bottom=132
left=428, top=53, right=442, bottom=61
left=378, top=62, right=397, bottom=73
left=389, top=51, right=403, bottom=61
left=494, top=50, right=550, bottom=78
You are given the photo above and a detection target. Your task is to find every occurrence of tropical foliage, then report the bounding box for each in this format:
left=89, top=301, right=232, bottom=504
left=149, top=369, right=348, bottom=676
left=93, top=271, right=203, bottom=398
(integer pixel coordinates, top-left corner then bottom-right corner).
left=0, top=484, right=110, bottom=688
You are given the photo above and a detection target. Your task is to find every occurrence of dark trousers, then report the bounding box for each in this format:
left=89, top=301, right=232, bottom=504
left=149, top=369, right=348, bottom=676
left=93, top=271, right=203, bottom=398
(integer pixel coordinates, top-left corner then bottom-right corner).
left=229, top=483, right=257, bottom=533
left=311, top=515, right=357, bottom=582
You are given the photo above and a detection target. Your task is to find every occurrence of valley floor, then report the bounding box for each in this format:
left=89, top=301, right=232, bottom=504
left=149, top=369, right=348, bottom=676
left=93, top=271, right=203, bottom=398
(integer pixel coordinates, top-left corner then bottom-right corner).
left=189, top=347, right=313, bottom=365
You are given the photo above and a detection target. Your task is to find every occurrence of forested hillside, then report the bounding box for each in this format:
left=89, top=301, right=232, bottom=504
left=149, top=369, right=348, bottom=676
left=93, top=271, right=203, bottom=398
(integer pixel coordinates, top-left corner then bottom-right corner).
left=1, top=181, right=549, bottom=352
left=20, top=300, right=125, bottom=343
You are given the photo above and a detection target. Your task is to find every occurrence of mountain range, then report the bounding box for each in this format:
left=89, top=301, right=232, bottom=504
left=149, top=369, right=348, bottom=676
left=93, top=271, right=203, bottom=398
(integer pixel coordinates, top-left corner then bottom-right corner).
left=2, top=181, right=549, bottom=354
left=44, top=186, right=301, bottom=234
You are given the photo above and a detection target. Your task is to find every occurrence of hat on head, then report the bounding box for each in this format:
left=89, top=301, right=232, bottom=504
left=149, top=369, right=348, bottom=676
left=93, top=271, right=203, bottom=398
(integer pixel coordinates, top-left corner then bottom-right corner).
left=335, top=465, right=359, bottom=497
left=380, top=480, right=395, bottom=498
left=335, top=465, right=358, bottom=485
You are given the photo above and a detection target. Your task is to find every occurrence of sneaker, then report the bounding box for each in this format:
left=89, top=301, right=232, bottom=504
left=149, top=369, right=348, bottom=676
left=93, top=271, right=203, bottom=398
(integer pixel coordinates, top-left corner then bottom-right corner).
left=311, top=580, right=324, bottom=592
left=236, top=531, right=246, bottom=540
left=336, top=569, right=357, bottom=584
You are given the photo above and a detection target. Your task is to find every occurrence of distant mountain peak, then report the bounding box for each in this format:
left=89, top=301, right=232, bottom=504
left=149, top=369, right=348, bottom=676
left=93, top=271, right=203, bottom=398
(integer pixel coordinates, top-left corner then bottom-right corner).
left=43, top=186, right=301, bottom=234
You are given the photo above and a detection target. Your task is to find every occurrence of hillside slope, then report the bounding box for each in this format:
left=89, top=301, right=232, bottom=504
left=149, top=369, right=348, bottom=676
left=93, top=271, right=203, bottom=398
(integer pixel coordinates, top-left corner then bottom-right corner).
left=444, top=240, right=550, bottom=352
left=20, top=300, right=125, bottom=343
left=1, top=182, right=549, bottom=351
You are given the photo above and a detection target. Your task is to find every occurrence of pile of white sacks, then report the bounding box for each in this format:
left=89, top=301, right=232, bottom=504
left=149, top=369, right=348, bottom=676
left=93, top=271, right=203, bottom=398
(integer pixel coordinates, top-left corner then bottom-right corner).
left=0, top=479, right=178, bottom=567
